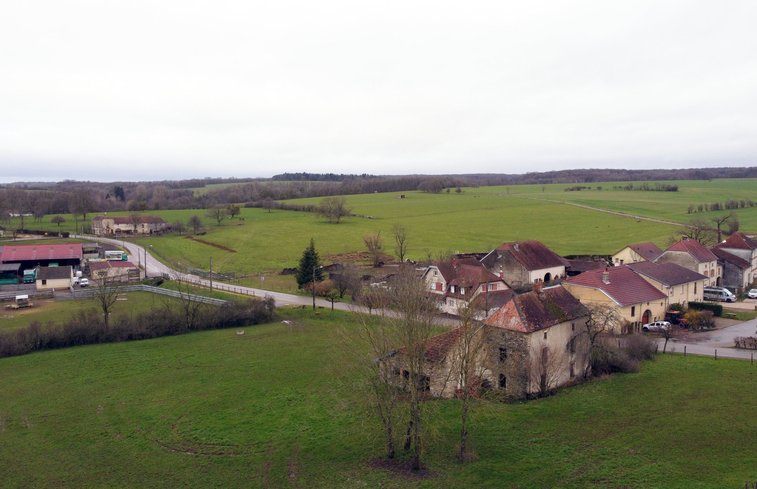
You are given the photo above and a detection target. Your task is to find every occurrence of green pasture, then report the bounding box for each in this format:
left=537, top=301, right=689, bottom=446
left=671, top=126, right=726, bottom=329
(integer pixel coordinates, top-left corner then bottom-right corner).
left=0, top=308, right=755, bottom=488
left=0, top=292, right=179, bottom=332
left=3, top=178, right=756, bottom=294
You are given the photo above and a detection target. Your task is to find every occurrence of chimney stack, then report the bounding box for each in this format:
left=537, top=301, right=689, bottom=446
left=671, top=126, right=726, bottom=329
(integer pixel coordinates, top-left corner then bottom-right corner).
left=602, top=269, right=610, bottom=284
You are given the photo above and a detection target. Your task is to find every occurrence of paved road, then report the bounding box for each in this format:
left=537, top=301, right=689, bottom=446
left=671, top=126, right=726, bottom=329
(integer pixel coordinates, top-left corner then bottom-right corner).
left=81, top=235, right=361, bottom=310
left=660, top=317, right=757, bottom=360
left=79, top=235, right=459, bottom=327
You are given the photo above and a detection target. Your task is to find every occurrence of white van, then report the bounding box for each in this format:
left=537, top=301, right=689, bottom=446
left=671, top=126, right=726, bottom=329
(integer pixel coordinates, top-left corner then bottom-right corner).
left=703, top=287, right=736, bottom=302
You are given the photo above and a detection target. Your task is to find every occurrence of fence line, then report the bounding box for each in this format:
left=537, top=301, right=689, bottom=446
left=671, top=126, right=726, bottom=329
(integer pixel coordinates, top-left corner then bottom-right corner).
left=68, top=284, right=228, bottom=306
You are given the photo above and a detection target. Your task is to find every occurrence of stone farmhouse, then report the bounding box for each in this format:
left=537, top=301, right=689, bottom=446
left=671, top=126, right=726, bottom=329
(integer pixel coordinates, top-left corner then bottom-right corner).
left=627, top=261, right=706, bottom=308
left=612, top=242, right=663, bottom=266
left=480, top=240, right=567, bottom=288
left=92, top=215, right=168, bottom=236
left=422, top=258, right=511, bottom=317
left=563, top=266, right=668, bottom=334
left=388, top=286, right=590, bottom=400
left=656, top=238, right=721, bottom=287
left=712, top=232, right=757, bottom=292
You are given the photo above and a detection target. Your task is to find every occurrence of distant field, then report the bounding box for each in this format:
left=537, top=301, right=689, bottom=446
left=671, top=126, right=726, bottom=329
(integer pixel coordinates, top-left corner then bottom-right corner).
left=0, top=308, right=754, bottom=488
left=3, top=178, right=755, bottom=293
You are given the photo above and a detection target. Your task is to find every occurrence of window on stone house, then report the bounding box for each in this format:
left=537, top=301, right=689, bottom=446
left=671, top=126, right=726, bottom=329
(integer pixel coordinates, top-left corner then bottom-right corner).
left=460, top=287, right=465, bottom=295
left=499, top=374, right=507, bottom=389
left=543, top=331, right=548, bottom=340
left=569, top=362, right=575, bottom=378
left=499, top=347, right=507, bottom=362
left=571, top=322, right=575, bottom=332
left=567, top=337, right=576, bottom=354
left=631, top=306, right=635, bottom=317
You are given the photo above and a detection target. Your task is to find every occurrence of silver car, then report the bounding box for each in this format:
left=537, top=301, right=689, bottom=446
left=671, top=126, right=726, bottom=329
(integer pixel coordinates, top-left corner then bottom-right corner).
left=642, top=320, right=671, bottom=332
left=748, top=289, right=757, bottom=299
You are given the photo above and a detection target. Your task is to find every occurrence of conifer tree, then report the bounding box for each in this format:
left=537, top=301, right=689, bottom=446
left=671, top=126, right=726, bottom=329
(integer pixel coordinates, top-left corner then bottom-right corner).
left=296, top=238, right=323, bottom=289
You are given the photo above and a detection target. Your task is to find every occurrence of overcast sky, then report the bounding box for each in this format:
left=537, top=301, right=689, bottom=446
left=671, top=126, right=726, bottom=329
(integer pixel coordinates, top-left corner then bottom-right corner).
left=2, top=1, right=756, bottom=182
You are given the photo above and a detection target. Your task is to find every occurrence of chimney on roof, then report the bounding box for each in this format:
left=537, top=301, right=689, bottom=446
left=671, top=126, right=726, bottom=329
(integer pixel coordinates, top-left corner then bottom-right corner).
left=602, top=269, right=610, bottom=284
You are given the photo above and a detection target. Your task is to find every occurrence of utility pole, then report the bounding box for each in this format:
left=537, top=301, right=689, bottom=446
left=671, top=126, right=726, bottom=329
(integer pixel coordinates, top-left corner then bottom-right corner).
left=312, top=265, right=316, bottom=310
left=209, top=256, right=213, bottom=291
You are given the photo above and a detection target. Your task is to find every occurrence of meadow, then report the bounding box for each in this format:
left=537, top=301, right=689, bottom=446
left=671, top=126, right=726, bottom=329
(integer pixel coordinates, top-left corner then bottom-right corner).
left=0, top=308, right=755, bottom=488
left=3, top=178, right=756, bottom=293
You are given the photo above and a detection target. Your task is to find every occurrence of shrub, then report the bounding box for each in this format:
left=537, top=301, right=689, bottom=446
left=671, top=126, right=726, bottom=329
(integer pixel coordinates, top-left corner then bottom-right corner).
left=624, top=334, right=657, bottom=361
left=688, top=302, right=723, bottom=317
left=0, top=297, right=276, bottom=359
left=734, top=337, right=757, bottom=350
left=684, top=309, right=716, bottom=331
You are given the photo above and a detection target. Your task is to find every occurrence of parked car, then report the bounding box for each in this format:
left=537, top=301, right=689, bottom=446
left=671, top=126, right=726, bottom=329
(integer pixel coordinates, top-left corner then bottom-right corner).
left=79, top=278, right=90, bottom=287
left=748, top=289, right=757, bottom=299
left=703, top=286, right=736, bottom=302
left=642, top=320, right=671, bottom=333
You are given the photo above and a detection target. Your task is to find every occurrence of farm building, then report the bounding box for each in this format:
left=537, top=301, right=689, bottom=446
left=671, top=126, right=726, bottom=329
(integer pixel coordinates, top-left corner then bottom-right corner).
left=0, top=243, right=82, bottom=270
left=711, top=248, right=752, bottom=293
left=422, top=257, right=511, bottom=317
left=0, top=263, right=21, bottom=285
left=627, top=261, right=706, bottom=307
left=36, top=266, right=73, bottom=290
left=89, top=261, right=141, bottom=283
left=385, top=286, right=590, bottom=400
left=92, top=215, right=168, bottom=236
left=655, top=238, right=721, bottom=287
left=713, top=232, right=757, bottom=289
left=612, top=242, right=663, bottom=266
left=480, top=240, right=568, bottom=288
left=564, top=266, right=667, bottom=334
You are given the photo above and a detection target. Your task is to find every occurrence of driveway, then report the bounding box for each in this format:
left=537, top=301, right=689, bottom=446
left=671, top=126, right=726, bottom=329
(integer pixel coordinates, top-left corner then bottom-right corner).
left=661, top=317, right=757, bottom=360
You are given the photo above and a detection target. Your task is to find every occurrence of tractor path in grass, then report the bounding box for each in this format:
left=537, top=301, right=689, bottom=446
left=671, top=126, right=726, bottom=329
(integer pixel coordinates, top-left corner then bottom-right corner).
left=529, top=197, right=691, bottom=228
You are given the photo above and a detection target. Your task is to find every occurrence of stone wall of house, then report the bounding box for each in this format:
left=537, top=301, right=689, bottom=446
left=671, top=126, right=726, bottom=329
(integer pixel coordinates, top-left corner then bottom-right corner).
left=490, top=256, right=529, bottom=288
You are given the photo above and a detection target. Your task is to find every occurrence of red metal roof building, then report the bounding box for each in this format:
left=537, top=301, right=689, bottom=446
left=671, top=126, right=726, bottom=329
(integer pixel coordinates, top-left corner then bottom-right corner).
left=0, top=243, right=83, bottom=268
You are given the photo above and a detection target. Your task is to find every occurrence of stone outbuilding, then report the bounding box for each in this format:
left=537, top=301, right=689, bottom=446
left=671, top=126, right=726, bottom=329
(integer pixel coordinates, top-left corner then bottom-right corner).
left=655, top=238, right=721, bottom=287
left=36, top=266, right=73, bottom=290
left=481, top=240, right=568, bottom=288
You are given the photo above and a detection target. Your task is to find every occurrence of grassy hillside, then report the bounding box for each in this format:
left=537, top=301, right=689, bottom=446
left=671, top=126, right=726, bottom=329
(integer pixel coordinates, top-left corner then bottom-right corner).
left=4, top=178, right=755, bottom=293
left=0, top=308, right=755, bottom=488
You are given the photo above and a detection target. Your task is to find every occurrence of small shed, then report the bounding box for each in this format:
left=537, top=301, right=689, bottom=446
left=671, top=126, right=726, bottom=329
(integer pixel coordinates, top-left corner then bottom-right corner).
left=36, top=266, right=73, bottom=290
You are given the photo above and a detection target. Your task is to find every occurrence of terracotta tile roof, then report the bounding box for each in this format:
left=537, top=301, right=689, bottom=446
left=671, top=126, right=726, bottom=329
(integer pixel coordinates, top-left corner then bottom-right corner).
left=423, top=327, right=466, bottom=362
left=0, top=244, right=83, bottom=262
left=711, top=247, right=751, bottom=269
left=469, top=289, right=516, bottom=311
left=627, top=242, right=663, bottom=261
left=566, top=258, right=608, bottom=273
left=565, top=266, right=667, bottom=306
left=719, top=232, right=757, bottom=251
left=485, top=286, right=587, bottom=333
left=627, top=261, right=707, bottom=286
left=37, top=266, right=72, bottom=280
left=433, top=258, right=503, bottom=289
left=486, top=240, right=568, bottom=271
left=663, top=239, right=718, bottom=263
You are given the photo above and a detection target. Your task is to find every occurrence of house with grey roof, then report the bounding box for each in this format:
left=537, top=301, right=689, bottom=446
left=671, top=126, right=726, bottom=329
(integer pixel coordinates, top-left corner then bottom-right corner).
left=627, top=261, right=706, bottom=307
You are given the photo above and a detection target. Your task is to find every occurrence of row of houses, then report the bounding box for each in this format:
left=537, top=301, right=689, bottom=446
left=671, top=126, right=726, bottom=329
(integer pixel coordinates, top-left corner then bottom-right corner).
left=393, top=233, right=757, bottom=399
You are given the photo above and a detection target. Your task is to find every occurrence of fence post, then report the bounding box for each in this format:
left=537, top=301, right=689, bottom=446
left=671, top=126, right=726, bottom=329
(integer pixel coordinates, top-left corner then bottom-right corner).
left=684, top=345, right=686, bottom=357
left=714, top=349, right=717, bottom=360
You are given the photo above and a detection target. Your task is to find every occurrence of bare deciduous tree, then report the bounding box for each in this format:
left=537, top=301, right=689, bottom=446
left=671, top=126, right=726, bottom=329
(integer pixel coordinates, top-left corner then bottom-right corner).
left=333, top=264, right=360, bottom=299
left=172, top=279, right=208, bottom=330
left=206, top=205, right=229, bottom=224
left=188, top=215, right=203, bottom=234
left=93, top=271, right=122, bottom=329
left=711, top=212, right=736, bottom=242
left=392, top=224, right=409, bottom=263
left=319, top=196, right=350, bottom=224
left=530, top=345, right=564, bottom=397
left=364, top=232, right=383, bottom=267
left=583, top=304, right=619, bottom=379
left=448, top=305, right=488, bottom=462
left=676, top=218, right=716, bottom=246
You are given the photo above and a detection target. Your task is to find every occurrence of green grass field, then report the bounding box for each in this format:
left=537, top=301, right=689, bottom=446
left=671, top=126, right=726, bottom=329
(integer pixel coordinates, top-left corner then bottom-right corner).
left=3, top=178, right=755, bottom=294
left=0, top=292, right=179, bottom=332
left=0, top=308, right=755, bottom=488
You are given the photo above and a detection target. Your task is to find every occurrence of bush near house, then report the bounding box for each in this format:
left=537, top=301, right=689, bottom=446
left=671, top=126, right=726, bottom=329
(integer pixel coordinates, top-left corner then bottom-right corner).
left=683, top=309, right=716, bottom=331
left=688, top=301, right=723, bottom=317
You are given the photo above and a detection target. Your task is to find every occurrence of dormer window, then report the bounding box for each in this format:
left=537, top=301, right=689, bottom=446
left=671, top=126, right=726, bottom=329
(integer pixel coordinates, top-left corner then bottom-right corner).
left=460, top=287, right=465, bottom=295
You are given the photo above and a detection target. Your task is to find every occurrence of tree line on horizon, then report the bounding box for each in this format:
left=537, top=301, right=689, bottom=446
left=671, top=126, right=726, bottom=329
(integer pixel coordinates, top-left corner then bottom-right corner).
left=1, top=166, right=756, bottom=220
